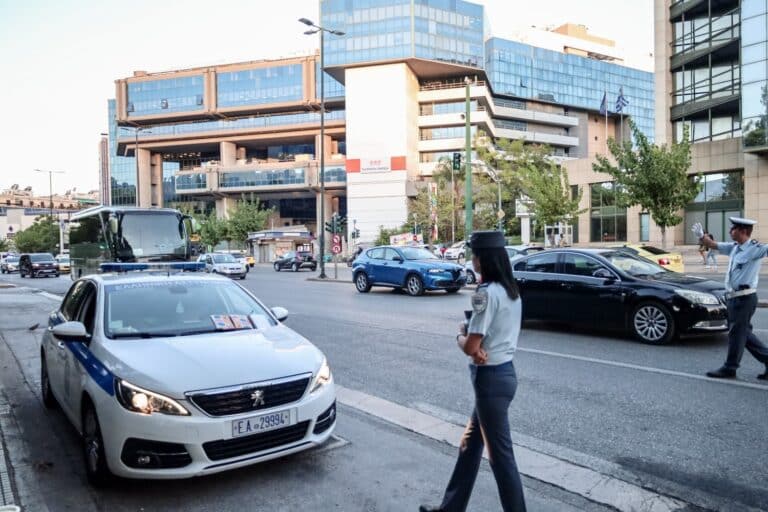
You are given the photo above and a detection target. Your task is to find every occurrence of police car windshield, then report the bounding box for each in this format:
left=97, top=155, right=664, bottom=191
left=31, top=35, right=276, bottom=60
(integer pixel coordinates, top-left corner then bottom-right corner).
left=401, top=247, right=438, bottom=260
left=602, top=251, right=668, bottom=277
left=104, top=280, right=276, bottom=339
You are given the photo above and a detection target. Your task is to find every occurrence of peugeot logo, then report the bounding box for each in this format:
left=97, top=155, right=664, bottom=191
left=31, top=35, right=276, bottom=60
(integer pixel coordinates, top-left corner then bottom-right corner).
left=250, top=389, right=265, bottom=407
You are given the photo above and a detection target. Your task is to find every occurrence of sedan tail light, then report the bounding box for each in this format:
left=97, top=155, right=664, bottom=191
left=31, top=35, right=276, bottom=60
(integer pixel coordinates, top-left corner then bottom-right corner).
left=658, top=258, right=670, bottom=266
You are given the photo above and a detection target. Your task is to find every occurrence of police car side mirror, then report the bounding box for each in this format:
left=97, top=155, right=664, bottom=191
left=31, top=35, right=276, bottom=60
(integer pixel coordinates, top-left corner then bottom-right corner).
left=51, top=321, right=90, bottom=343
left=271, top=307, right=288, bottom=322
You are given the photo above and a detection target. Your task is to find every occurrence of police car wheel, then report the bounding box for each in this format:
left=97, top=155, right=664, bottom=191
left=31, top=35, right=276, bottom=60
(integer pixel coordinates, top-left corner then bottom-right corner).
left=631, top=301, right=674, bottom=345
left=41, top=354, right=57, bottom=409
left=354, top=272, right=371, bottom=293
left=82, top=402, right=113, bottom=487
left=274, top=262, right=281, bottom=272
left=466, top=271, right=476, bottom=284
left=405, top=274, right=424, bottom=296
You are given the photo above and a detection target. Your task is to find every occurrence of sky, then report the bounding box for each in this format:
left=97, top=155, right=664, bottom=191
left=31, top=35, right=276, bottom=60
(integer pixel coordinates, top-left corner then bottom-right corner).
left=0, top=0, right=653, bottom=197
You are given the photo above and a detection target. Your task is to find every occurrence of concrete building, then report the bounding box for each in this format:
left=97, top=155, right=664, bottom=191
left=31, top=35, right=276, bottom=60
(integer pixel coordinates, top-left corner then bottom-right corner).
left=651, top=0, right=768, bottom=244
left=107, top=0, right=654, bottom=249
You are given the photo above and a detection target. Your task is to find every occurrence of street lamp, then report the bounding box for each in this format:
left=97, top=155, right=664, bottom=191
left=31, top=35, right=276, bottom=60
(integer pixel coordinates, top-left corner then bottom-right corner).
left=120, top=126, right=152, bottom=206
left=300, top=17, right=344, bottom=280
left=33, top=168, right=65, bottom=252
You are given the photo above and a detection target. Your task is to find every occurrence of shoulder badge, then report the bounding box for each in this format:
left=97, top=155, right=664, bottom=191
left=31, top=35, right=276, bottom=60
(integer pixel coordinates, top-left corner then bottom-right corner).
left=471, top=288, right=489, bottom=314
left=750, top=239, right=759, bottom=245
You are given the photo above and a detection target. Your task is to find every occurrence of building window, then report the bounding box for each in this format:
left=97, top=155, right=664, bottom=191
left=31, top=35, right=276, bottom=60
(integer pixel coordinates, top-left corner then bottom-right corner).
left=160, top=99, right=168, bottom=109
left=639, top=213, right=650, bottom=242
left=590, top=182, right=626, bottom=242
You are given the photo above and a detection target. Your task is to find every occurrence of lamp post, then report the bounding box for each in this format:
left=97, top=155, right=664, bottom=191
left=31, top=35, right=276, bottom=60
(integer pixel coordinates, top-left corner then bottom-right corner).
left=464, top=76, right=474, bottom=241
left=120, top=126, right=151, bottom=206
left=299, top=17, right=344, bottom=280
left=33, top=168, right=64, bottom=251
left=474, top=161, right=503, bottom=232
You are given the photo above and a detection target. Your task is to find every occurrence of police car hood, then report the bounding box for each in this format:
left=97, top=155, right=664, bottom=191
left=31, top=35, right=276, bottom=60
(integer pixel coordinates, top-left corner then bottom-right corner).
left=100, top=324, right=323, bottom=397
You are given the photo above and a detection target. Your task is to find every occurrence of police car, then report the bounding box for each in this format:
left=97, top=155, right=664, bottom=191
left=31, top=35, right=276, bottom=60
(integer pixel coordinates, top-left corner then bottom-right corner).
left=40, top=262, right=336, bottom=485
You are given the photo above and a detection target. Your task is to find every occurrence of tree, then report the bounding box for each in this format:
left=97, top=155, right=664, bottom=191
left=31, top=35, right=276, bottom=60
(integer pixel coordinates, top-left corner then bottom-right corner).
left=374, top=225, right=408, bottom=246
left=0, top=238, right=9, bottom=253
left=14, top=216, right=59, bottom=254
left=227, top=195, right=273, bottom=244
left=593, top=119, right=699, bottom=247
left=198, top=211, right=228, bottom=251
left=517, top=160, right=585, bottom=228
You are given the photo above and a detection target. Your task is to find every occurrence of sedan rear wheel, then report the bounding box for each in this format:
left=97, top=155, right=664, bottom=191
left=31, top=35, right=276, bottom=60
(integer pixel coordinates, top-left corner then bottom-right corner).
left=405, top=274, right=424, bottom=296
left=354, top=272, right=371, bottom=293
left=632, top=302, right=674, bottom=345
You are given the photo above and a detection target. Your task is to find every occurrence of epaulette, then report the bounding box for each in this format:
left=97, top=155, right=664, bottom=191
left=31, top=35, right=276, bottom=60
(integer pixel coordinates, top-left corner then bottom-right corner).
left=751, top=239, right=759, bottom=244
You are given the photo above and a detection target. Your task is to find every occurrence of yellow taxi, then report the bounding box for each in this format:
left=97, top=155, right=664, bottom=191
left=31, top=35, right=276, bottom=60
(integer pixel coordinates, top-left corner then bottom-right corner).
left=612, top=244, right=684, bottom=273
left=55, top=254, right=71, bottom=273
left=245, top=254, right=255, bottom=267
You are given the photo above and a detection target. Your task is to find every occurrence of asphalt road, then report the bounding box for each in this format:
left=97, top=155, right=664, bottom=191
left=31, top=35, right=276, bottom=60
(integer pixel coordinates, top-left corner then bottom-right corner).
left=2, top=267, right=767, bottom=510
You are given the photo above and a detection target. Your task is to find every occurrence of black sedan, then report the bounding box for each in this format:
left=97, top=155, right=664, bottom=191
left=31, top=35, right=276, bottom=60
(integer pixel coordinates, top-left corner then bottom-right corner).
left=273, top=250, right=317, bottom=272
left=512, top=248, right=728, bottom=344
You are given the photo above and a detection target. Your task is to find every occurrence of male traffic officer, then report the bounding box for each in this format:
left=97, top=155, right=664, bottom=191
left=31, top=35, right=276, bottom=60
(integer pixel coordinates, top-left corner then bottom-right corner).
left=693, top=217, right=768, bottom=379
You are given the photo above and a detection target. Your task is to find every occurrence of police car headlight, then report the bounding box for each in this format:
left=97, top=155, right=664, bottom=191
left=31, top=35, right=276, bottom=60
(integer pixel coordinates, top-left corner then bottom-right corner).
left=115, top=379, right=190, bottom=416
left=310, top=358, right=332, bottom=393
left=674, top=289, right=719, bottom=305
left=427, top=268, right=445, bottom=274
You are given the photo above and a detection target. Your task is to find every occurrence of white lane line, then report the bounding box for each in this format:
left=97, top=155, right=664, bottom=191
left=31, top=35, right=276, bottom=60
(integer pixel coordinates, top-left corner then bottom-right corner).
left=337, top=385, right=688, bottom=512
left=517, top=347, right=768, bottom=391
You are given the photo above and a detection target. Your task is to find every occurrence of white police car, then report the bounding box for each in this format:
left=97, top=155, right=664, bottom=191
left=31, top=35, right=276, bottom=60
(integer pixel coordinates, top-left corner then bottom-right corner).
left=40, top=262, right=335, bottom=485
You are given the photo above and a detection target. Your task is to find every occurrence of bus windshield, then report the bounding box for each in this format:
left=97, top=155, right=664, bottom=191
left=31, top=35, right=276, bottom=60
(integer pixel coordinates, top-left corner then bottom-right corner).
left=113, top=212, right=187, bottom=261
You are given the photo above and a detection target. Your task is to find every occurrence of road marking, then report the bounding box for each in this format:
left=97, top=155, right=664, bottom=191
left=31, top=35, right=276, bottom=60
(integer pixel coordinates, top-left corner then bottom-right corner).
left=517, top=347, right=768, bottom=391
left=338, top=385, right=688, bottom=512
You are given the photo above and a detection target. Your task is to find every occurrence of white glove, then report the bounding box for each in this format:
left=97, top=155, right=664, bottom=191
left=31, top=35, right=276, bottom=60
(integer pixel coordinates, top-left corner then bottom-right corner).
left=691, top=222, right=704, bottom=239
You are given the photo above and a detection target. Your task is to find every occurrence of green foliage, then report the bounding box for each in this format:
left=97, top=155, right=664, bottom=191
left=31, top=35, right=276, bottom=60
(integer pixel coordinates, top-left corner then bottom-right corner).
left=0, top=238, right=9, bottom=252
left=13, top=216, right=59, bottom=254
left=592, top=119, right=698, bottom=246
left=227, top=195, right=273, bottom=243
left=374, top=225, right=408, bottom=246
left=517, top=160, right=585, bottom=227
left=198, top=211, right=228, bottom=251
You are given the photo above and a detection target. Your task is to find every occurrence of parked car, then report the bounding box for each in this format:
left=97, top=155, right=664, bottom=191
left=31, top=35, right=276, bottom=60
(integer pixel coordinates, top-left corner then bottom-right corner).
left=56, top=254, right=71, bottom=273
left=274, top=251, right=317, bottom=272
left=1, top=255, right=20, bottom=274
left=41, top=267, right=335, bottom=484
left=352, top=245, right=466, bottom=296
left=197, top=253, right=246, bottom=279
left=511, top=248, right=727, bottom=344
left=19, top=253, right=59, bottom=278
left=464, top=245, right=544, bottom=284
left=611, top=244, right=685, bottom=273
left=443, top=241, right=466, bottom=262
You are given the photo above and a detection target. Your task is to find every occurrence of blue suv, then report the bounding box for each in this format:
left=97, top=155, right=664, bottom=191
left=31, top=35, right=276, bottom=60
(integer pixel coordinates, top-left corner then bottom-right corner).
left=352, top=245, right=466, bottom=296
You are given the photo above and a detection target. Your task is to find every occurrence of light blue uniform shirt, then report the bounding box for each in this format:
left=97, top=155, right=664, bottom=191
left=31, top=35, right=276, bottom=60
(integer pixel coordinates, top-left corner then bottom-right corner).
left=467, top=282, right=521, bottom=366
left=716, top=239, right=768, bottom=291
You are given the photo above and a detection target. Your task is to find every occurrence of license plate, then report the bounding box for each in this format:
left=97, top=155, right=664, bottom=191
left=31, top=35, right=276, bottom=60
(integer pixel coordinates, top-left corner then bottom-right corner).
left=231, top=409, right=293, bottom=438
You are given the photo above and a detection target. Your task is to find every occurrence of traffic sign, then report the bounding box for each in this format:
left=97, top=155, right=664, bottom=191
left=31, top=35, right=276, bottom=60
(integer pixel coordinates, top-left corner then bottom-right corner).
left=497, top=209, right=505, bottom=220
left=332, top=234, right=341, bottom=245
left=331, top=244, right=342, bottom=254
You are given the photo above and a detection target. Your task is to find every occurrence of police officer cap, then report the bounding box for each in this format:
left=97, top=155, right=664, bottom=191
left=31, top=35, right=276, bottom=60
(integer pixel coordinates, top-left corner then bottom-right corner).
left=729, top=216, right=757, bottom=228
left=468, top=230, right=505, bottom=249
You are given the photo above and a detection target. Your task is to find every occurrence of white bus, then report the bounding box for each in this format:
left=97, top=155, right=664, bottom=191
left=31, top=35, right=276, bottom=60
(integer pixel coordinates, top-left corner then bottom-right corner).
left=69, top=206, right=195, bottom=278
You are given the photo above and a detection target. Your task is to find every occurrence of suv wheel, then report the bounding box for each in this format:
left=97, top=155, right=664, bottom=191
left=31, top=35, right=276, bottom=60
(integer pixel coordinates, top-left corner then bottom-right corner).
left=405, top=274, right=424, bottom=296
left=354, top=272, right=372, bottom=293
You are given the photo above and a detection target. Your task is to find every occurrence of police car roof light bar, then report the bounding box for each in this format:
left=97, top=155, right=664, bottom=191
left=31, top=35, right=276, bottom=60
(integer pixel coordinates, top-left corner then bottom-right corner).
left=99, top=262, right=206, bottom=274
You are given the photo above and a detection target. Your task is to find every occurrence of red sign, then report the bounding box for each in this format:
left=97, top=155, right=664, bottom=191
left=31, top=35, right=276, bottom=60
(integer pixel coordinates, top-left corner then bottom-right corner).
left=331, top=244, right=342, bottom=254
left=332, top=234, right=341, bottom=245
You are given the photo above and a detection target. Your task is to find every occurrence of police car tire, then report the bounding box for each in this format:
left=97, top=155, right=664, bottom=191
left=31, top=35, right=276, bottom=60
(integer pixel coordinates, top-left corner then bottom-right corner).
left=82, top=401, right=113, bottom=487
left=40, top=354, right=57, bottom=409
left=466, top=270, right=476, bottom=284
left=354, top=272, right=371, bottom=293
left=631, top=301, right=675, bottom=345
left=405, top=274, right=424, bottom=296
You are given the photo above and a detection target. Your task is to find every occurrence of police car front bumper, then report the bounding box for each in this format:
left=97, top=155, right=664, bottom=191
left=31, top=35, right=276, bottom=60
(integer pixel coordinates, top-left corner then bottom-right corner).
left=97, top=381, right=336, bottom=479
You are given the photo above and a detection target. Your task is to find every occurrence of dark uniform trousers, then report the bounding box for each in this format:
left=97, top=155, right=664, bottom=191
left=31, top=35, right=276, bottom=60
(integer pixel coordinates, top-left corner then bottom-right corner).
left=725, top=294, right=768, bottom=370
left=440, top=361, right=526, bottom=512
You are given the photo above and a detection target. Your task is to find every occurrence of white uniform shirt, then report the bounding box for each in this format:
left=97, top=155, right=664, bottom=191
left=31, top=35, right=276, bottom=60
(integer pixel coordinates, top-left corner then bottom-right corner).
left=467, top=282, right=521, bottom=366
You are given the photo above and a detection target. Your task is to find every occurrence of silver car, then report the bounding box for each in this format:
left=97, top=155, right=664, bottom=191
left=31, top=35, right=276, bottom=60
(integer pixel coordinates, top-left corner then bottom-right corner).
left=198, top=253, right=247, bottom=280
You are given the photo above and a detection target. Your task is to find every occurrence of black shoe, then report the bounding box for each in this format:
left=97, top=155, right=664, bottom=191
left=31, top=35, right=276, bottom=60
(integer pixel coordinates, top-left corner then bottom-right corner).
left=758, top=368, right=768, bottom=380
left=706, top=367, right=736, bottom=379
left=419, top=506, right=443, bottom=512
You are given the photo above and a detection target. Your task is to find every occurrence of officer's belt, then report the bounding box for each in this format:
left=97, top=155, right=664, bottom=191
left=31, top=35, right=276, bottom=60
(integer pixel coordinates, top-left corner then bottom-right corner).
left=724, top=288, right=757, bottom=300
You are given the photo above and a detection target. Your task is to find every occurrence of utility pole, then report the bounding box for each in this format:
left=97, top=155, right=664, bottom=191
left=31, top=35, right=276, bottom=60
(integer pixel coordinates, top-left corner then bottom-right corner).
left=33, top=168, right=64, bottom=252
left=464, top=76, right=473, bottom=242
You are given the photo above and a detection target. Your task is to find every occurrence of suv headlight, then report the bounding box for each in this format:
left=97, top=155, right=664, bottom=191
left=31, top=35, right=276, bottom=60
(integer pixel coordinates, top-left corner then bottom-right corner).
left=310, top=358, right=332, bottom=393
left=115, top=379, right=190, bottom=416
left=674, top=289, right=719, bottom=305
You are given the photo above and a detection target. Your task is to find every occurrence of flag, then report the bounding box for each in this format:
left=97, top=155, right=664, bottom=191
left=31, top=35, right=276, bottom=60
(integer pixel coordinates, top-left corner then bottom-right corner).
left=599, top=91, right=607, bottom=116
left=615, top=87, right=629, bottom=113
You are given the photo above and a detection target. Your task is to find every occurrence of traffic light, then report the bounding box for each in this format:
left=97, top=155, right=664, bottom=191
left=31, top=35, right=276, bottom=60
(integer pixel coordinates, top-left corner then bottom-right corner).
left=324, top=220, right=334, bottom=233
left=452, top=152, right=461, bottom=171
left=354, top=228, right=360, bottom=239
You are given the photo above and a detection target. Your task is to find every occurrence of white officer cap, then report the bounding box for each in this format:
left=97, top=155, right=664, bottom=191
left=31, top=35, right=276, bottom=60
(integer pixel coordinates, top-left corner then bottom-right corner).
left=729, top=217, right=757, bottom=228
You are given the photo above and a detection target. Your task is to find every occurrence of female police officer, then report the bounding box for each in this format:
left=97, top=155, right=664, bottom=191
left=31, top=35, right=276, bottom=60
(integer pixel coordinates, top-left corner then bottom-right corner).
left=420, top=231, right=526, bottom=512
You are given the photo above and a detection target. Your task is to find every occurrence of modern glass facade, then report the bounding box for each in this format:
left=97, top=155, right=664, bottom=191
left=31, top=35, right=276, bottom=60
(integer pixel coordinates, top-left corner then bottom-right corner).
left=217, top=65, right=303, bottom=107
left=220, top=168, right=306, bottom=188
left=683, top=171, right=744, bottom=243
left=486, top=38, right=655, bottom=140
left=320, top=0, right=484, bottom=69
left=108, top=100, right=137, bottom=206
left=742, top=0, right=768, bottom=149
left=127, top=76, right=204, bottom=117
left=590, top=182, right=627, bottom=242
